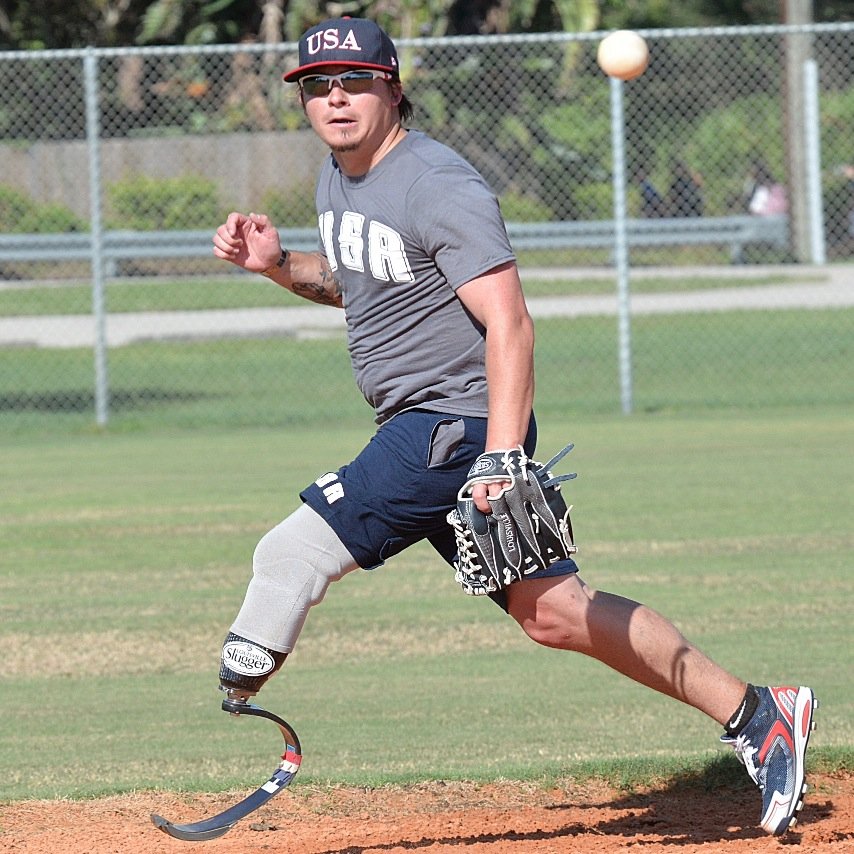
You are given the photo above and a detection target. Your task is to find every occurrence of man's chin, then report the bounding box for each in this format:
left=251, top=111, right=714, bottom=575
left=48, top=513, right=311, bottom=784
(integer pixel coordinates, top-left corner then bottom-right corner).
left=322, top=126, right=360, bottom=153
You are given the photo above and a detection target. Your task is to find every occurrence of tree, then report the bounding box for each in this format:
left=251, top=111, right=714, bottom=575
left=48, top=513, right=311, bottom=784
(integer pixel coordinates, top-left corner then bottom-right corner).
left=1, top=0, right=848, bottom=52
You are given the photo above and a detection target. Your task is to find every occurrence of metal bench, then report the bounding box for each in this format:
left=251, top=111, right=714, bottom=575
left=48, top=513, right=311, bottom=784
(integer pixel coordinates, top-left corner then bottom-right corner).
left=0, top=215, right=788, bottom=271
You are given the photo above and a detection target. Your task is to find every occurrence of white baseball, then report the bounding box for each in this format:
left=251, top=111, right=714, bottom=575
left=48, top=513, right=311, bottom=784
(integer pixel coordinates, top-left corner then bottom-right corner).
left=597, top=30, right=649, bottom=81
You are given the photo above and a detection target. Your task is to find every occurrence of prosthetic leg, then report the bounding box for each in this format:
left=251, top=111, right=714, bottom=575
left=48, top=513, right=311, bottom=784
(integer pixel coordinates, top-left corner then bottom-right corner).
left=151, top=634, right=298, bottom=841
left=152, top=506, right=357, bottom=840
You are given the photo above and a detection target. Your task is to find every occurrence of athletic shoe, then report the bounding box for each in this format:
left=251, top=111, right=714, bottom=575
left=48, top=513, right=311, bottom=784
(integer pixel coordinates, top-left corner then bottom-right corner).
left=720, top=685, right=818, bottom=835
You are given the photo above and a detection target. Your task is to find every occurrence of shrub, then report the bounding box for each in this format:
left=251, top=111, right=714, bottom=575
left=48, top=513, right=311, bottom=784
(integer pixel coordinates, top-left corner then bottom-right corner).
left=260, top=181, right=318, bottom=228
left=498, top=191, right=553, bottom=222
left=107, top=174, right=222, bottom=230
left=0, top=184, right=85, bottom=232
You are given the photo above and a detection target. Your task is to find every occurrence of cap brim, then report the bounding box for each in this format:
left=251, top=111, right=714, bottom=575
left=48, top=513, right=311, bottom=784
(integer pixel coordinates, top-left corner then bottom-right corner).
left=283, top=60, right=397, bottom=82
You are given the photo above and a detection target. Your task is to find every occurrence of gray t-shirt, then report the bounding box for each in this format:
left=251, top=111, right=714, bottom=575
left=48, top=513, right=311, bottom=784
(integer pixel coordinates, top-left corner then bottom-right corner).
left=315, top=130, right=515, bottom=424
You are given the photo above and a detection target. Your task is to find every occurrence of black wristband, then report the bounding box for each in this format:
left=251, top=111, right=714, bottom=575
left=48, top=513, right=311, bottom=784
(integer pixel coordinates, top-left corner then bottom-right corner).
left=261, top=249, right=289, bottom=277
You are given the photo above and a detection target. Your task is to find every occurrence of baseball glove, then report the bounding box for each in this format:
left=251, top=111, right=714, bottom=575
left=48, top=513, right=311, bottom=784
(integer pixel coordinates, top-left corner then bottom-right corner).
left=447, top=444, right=578, bottom=596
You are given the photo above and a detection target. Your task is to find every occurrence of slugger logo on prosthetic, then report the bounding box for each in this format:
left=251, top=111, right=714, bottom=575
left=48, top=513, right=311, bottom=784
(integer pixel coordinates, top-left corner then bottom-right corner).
left=219, top=632, right=287, bottom=697
left=448, top=444, right=578, bottom=596
left=222, top=640, right=276, bottom=676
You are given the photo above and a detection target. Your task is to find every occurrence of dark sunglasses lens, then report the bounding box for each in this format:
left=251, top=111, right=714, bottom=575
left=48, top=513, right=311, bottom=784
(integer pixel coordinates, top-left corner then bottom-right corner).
left=340, top=72, right=378, bottom=93
left=301, top=72, right=381, bottom=97
left=301, top=76, right=328, bottom=97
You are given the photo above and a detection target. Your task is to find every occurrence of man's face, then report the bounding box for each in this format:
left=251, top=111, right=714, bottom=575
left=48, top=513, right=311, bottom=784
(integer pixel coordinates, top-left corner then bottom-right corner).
left=299, top=65, right=400, bottom=155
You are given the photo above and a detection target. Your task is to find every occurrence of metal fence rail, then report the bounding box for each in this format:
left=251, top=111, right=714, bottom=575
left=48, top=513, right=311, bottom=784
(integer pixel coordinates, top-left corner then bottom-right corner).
left=0, top=214, right=788, bottom=264
left=0, top=228, right=318, bottom=263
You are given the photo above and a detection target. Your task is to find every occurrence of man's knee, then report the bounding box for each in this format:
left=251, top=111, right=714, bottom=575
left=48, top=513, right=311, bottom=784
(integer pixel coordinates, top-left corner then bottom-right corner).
left=519, top=609, right=581, bottom=649
left=507, top=573, right=592, bottom=650
left=251, top=504, right=358, bottom=605
left=229, top=504, right=359, bottom=665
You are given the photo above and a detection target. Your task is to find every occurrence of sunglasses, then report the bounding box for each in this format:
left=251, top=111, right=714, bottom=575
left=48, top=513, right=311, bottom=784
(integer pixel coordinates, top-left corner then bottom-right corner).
left=299, top=70, right=391, bottom=98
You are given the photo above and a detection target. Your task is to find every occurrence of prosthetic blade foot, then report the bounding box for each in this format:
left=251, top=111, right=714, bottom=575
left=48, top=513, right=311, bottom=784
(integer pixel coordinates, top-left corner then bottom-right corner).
left=151, top=700, right=301, bottom=841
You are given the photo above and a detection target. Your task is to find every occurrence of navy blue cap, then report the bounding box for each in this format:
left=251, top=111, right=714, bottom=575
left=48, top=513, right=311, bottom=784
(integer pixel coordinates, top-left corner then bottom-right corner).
left=284, top=17, right=399, bottom=82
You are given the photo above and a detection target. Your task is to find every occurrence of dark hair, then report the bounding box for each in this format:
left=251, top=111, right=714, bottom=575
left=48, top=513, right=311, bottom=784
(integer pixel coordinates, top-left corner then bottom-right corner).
left=397, top=91, right=415, bottom=123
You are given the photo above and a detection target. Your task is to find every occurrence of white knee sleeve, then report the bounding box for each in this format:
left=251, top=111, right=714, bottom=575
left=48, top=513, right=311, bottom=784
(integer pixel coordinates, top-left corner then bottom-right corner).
left=230, top=503, right=358, bottom=653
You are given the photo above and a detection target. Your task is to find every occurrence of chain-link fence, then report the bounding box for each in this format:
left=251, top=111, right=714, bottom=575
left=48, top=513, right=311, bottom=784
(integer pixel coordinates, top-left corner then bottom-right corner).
left=1, top=24, right=852, bottom=428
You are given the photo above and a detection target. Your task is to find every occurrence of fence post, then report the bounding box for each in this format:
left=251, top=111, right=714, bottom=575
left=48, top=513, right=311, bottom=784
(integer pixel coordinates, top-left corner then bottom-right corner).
left=609, top=76, right=634, bottom=416
left=83, top=48, right=109, bottom=426
left=803, top=58, right=826, bottom=265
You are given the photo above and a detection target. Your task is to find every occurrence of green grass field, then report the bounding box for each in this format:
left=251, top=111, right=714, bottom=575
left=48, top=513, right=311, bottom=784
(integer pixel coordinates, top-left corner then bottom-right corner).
left=1, top=408, right=851, bottom=801
left=1, top=271, right=852, bottom=801
left=2, top=307, right=852, bottom=435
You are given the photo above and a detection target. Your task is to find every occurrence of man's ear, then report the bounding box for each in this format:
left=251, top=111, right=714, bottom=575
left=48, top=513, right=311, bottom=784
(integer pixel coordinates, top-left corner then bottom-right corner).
left=389, top=82, right=403, bottom=106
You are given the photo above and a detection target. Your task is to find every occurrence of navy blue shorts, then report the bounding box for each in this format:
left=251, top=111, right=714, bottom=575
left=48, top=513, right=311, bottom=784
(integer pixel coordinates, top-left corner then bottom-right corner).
left=300, top=409, right=578, bottom=609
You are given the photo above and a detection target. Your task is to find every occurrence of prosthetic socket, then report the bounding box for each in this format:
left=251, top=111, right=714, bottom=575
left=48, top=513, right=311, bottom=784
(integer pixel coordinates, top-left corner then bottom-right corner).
left=219, top=632, right=287, bottom=696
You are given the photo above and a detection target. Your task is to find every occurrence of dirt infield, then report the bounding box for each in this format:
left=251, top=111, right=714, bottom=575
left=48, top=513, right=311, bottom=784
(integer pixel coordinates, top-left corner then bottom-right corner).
left=2, top=772, right=852, bottom=853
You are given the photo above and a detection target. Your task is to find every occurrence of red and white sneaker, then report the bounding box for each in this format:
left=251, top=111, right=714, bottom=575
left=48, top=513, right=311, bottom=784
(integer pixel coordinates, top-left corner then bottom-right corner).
left=720, top=685, right=818, bottom=835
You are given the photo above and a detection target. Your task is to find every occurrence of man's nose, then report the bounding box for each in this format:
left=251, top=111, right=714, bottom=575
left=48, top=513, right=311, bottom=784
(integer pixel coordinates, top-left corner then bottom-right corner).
left=328, top=80, right=349, bottom=99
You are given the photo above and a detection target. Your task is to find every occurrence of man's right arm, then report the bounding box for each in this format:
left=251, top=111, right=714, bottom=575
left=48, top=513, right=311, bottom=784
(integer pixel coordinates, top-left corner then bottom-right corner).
left=212, top=212, right=343, bottom=309
left=266, top=250, right=343, bottom=309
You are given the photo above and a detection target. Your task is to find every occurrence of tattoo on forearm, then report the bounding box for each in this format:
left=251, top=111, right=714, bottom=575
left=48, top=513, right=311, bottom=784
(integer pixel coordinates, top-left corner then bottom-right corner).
left=291, top=253, right=343, bottom=307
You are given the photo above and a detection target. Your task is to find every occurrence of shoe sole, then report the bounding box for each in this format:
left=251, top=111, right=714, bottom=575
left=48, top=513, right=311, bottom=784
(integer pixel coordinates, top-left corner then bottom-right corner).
left=763, top=687, right=818, bottom=836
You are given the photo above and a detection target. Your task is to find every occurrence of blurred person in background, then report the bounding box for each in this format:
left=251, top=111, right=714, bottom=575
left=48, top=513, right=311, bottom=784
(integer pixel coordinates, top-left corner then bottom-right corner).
left=666, top=158, right=704, bottom=217
left=746, top=160, right=788, bottom=216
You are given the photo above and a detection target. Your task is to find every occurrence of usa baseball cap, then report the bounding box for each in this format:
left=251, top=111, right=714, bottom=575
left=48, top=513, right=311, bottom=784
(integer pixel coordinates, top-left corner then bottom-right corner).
left=283, top=17, right=399, bottom=82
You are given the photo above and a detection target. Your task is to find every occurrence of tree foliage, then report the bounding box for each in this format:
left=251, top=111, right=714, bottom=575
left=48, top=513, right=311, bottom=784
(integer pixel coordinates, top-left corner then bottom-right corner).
left=1, top=0, right=849, bottom=51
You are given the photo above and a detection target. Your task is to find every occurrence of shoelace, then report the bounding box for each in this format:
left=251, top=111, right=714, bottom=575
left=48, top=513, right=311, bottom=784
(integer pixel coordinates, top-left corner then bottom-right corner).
left=729, top=733, right=764, bottom=788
